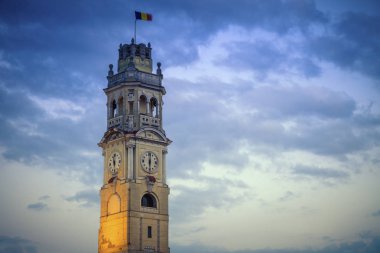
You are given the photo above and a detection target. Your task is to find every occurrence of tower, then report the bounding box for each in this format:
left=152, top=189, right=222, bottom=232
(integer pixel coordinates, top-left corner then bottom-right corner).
left=98, top=39, right=171, bottom=253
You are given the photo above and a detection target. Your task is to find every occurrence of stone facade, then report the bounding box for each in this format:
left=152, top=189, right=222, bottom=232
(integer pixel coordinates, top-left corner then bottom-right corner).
left=98, top=40, right=171, bottom=253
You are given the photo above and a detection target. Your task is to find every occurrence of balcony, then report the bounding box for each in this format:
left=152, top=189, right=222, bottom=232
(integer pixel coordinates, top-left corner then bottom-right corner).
left=108, top=115, right=123, bottom=128
left=108, top=69, right=161, bottom=87
left=108, top=115, right=135, bottom=130
left=140, top=114, right=160, bottom=128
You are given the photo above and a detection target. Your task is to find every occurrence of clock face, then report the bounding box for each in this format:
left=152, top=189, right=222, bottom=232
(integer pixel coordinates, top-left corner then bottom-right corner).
left=141, top=151, right=158, bottom=174
left=108, top=152, right=121, bottom=174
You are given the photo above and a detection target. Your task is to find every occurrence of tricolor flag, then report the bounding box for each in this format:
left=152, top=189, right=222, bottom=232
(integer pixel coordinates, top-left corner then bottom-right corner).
left=135, top=11, right=152, bottom=21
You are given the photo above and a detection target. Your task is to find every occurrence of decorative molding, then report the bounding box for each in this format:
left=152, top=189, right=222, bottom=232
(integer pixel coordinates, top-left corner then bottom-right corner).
left=146, top=176, right=156, bottom=193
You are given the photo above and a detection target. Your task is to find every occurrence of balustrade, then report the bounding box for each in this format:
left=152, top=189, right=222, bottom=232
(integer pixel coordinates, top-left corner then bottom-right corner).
left=108, top=69, right=161, bottom=87
left=140, top=114, right=160, bottom=128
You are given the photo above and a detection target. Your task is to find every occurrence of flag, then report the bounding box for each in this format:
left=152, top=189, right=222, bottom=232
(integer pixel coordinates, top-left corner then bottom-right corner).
left=135, top=11, right=152, bottom=21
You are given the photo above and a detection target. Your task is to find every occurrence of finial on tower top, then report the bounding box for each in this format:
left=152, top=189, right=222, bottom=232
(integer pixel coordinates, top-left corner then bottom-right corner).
left=156, top=62, right=163, bottom=80
left=108, top=64, right=114, bottom=76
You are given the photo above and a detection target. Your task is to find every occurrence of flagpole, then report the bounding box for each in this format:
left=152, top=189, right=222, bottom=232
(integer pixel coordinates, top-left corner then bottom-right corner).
left=134, top=18, right=137, bottom=43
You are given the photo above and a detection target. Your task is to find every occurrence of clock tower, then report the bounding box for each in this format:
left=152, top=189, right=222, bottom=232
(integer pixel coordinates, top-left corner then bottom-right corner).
left=98, top=39, right=171, bottom=253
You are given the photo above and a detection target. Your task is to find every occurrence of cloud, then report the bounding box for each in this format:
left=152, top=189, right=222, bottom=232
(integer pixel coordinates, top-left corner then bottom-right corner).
left=38, top=195, right=50, bottom=201
left=0, top=236, right=38, bottom=253
left=28, top=95, right=86, bottom=122
left=310, top=11, right=380, bottom=80
left=27, top=195, right=51, bottom=211
left=0, top=51, right=12, bottom=70
left=278, top=191, right=297, bottom=202
left=166, top=74, right=377, bottom=180
left=0, top=0, right=328, bottom=71
left=27, top=202, right=48, bottom=211
left=292, top=165, right=349, bottom=180
left=372, top=209, right=380, bottom=217
left=65, top=189, right=99, bottom=207
left=220, top=39, right=321, bottom=78
left=244, top=85, right=356, bottom=119
left=157, top=0, right=327, bottom=34
left=0, top=1, right=379, bottom=253
left=0, top=84, right=104, bottom=185
left=171, top=177, right=249, bottom=223
left=171, top=233, right=380, bottom=253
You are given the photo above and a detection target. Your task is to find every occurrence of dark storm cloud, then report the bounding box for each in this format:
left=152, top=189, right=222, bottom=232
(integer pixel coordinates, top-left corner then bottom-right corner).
left=155, top=0, right=327, bottom=34
left=65, top=189, right=99, bottom=207
left=0, top=0, right=327, bottom=68
left=0, top=236, right=38, bottom=253
left=1, top=0, right=378, bottom=85
left=220, top=41, right=321, bottom=78
left=150, top=0, right=327, bottom=66
left=310, top=11, right=380, bottom=80
left=0, top=0, right=122, bottom=97
left=223, top=41, right=287, bottom=73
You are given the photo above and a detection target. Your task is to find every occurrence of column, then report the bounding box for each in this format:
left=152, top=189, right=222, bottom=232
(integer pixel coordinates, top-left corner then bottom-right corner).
left=157, top=219, right=160, bottom=252
left=146, top=99, right=150, bottom=115
left=127, top=143, right=135, bottom=180
left=162, top=150, right=167, bottom=184
left=102, top=150, right=107, bottom=184
left=155, top=102, right=159, bottom=117
left=106, top=102, right=110, bottom=119
left=123, top=94, right=127, bottom=115
left=159, top=99, right=163, bottom=128
left=139, top=217, right=142, bottom=251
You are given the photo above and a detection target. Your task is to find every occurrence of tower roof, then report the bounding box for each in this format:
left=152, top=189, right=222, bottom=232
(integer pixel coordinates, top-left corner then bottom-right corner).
left=106, top=39, right=164, bottom=89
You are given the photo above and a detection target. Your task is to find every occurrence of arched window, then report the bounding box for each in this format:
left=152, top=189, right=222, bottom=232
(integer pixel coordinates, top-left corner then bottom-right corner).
left=117, top=97, right=123, bottom=116
left=141, top=193, right=157, bottom=208
left=150, top=97, right=158, bottom=117
left=139, top=95, right=147, bottom=114
left=111, top=100, right=117, bottom=118
left=128, top=101, right=134, bottom=115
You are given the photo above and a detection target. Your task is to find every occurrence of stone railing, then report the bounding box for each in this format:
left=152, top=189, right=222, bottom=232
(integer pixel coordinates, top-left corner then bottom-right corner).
left=140, top=114, right=160, bottom=128
left=125, top=115, right=134, bottom=130
left=140, top=207, right=159, bottom=214
left=108, top=115, right=123, bottom=128
left=108, top=69, right=161, bottom=87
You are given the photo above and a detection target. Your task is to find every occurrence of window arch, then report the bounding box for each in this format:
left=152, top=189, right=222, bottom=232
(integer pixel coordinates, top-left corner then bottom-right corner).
left=139, top=95, right=147, bottom=114
left=117, top=96, right=124, bottom=116
left=141, top=193, right=157, bottom=208
left=108, top=193, right=121, bottom=215
left=111, top=100, right=117, bottom=118
left=150, top=97, right=158, bottom=117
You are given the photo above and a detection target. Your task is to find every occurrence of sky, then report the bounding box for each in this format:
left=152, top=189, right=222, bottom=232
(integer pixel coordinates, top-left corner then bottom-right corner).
left=0, top=0, right=380, bottom=253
